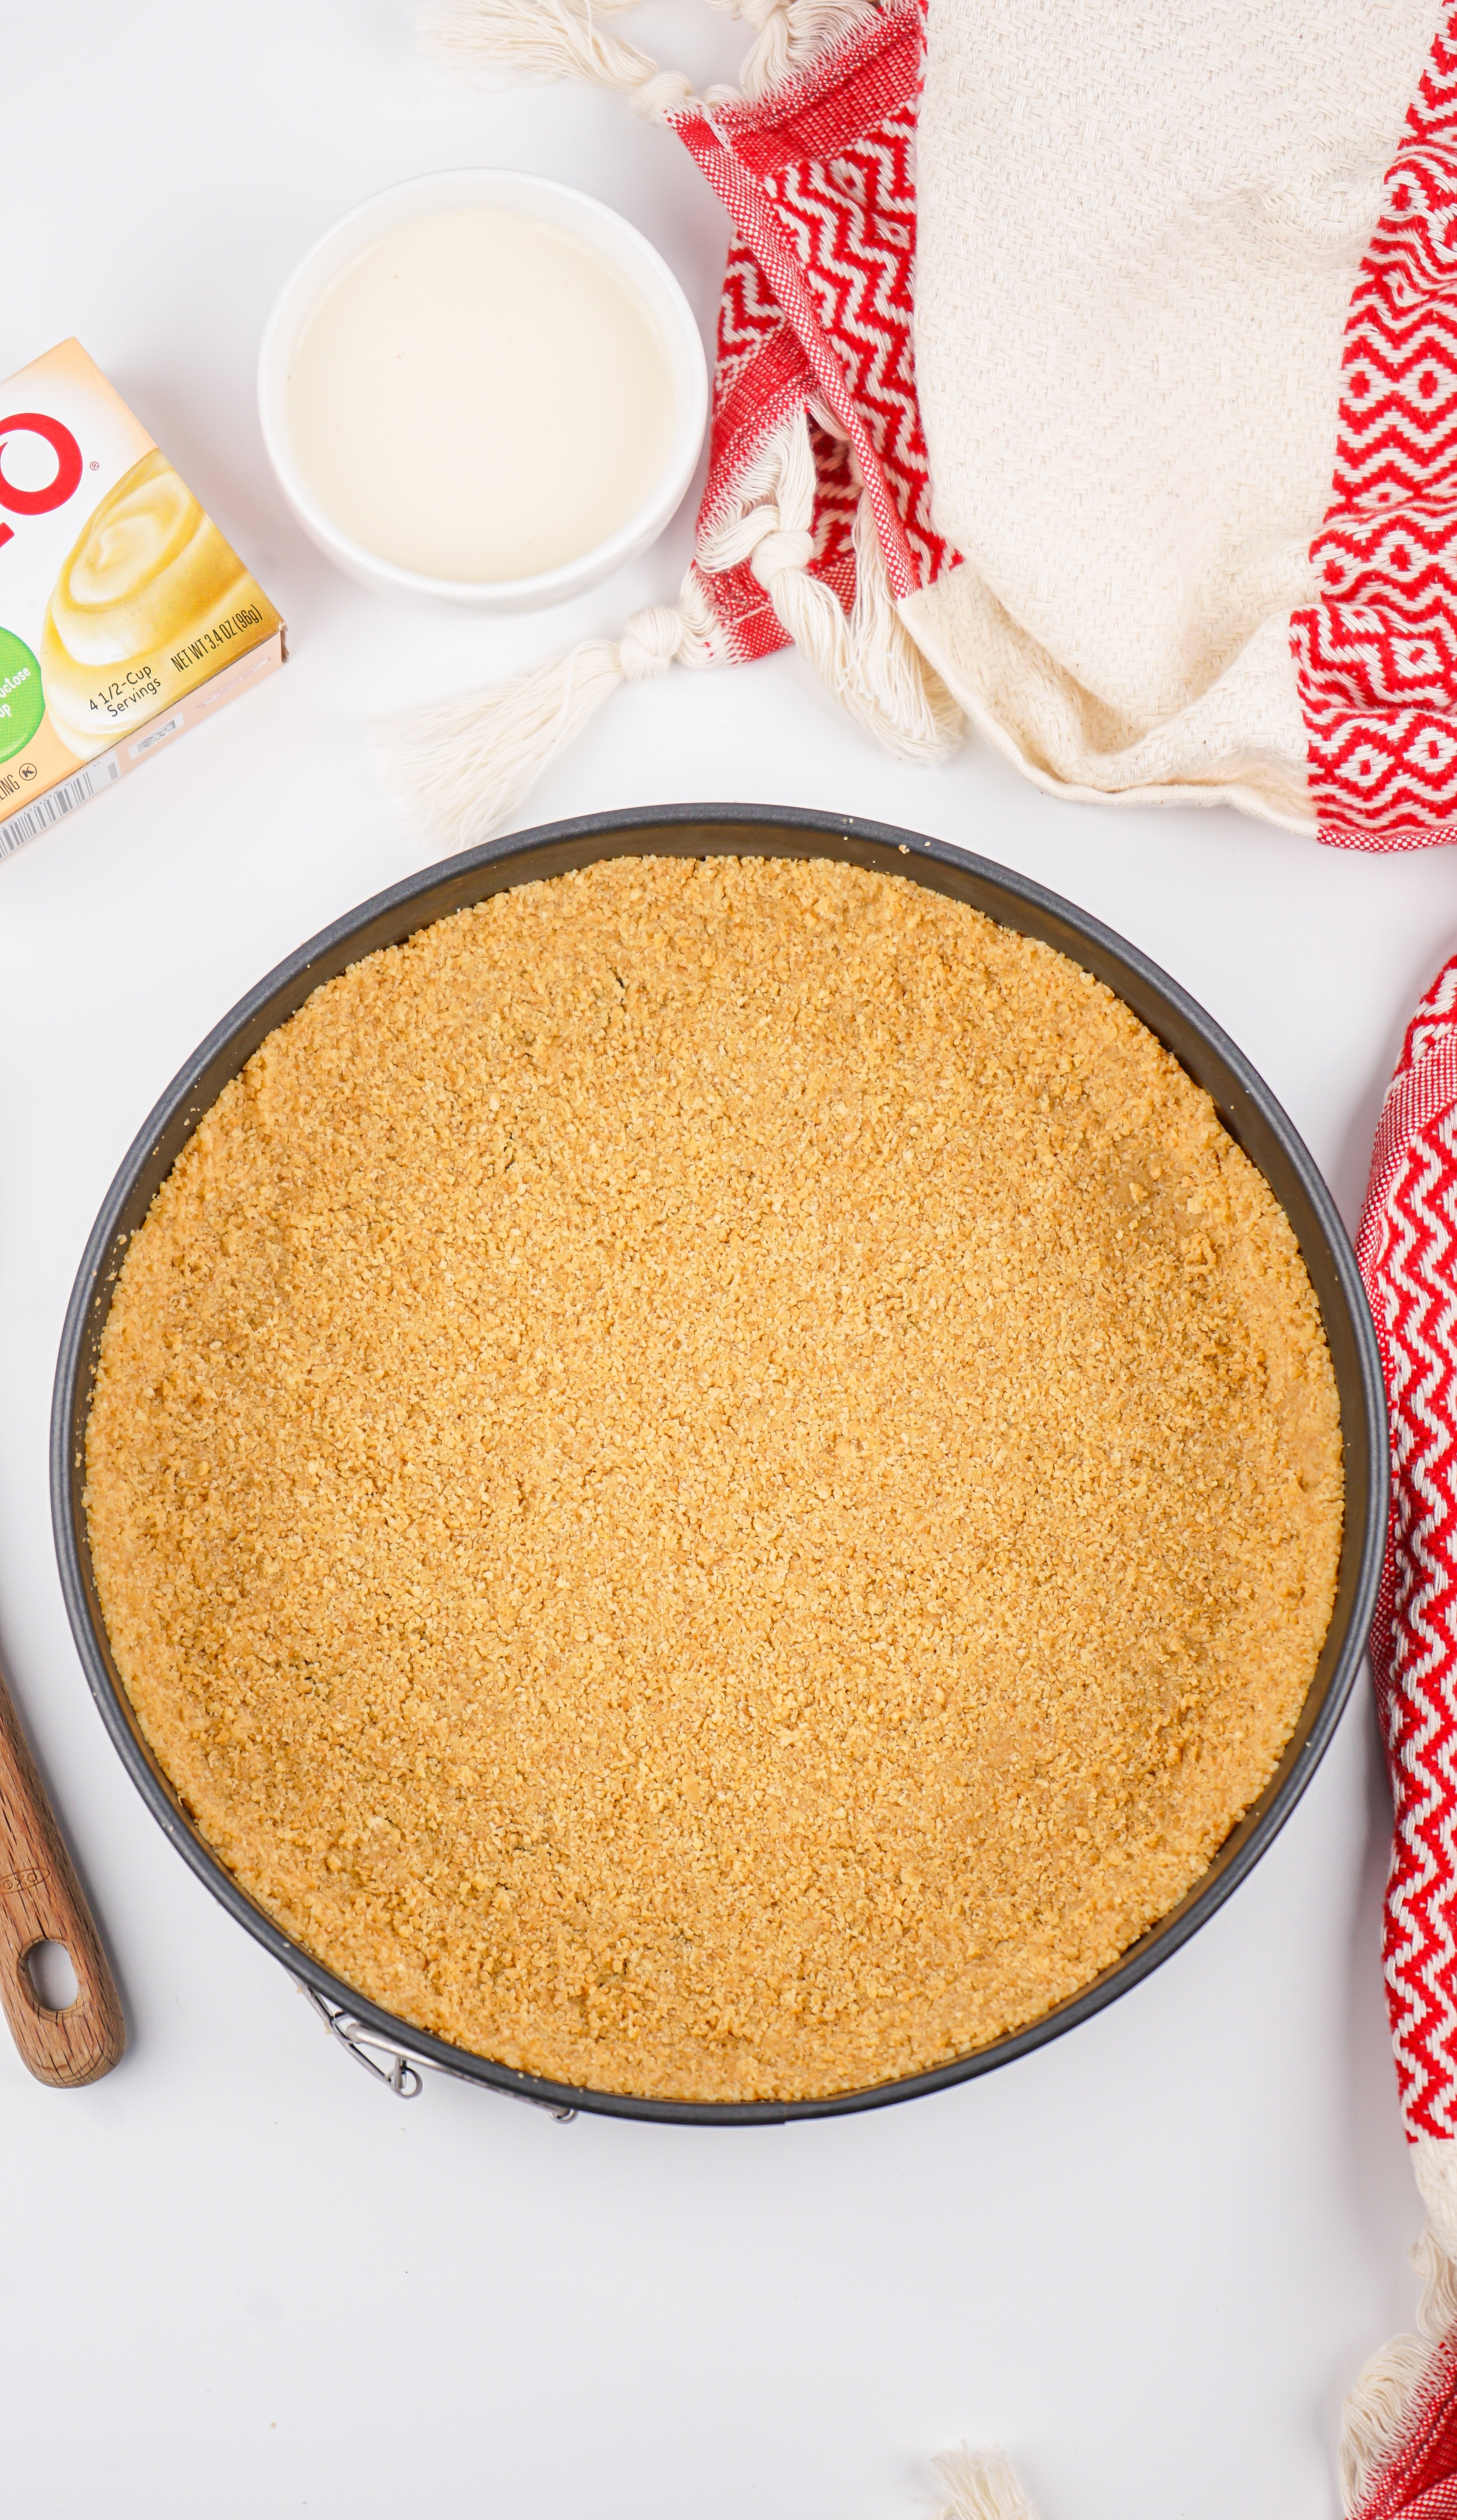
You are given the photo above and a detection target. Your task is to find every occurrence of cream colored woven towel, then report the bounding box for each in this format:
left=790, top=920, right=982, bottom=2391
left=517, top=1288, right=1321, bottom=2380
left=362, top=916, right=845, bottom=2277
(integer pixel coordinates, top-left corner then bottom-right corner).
left=904, top=0, right=1439, bottom=837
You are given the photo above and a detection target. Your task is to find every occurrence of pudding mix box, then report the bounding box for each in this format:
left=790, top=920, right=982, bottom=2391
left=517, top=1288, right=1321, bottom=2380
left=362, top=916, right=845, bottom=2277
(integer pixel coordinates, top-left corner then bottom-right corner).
left=0, top=339, right=285, bottom=863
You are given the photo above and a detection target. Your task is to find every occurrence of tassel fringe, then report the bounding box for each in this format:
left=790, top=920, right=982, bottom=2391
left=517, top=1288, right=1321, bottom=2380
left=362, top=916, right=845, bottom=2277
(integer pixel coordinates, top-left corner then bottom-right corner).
left=378, top=413, right=960, bottom=850
left=932, top=2448, right=1040, bottom=2520
left=420, top=0, right=694, bottom=122
left=420, top=0, right=879, bottom=118
left=375, top=583, right=722, bottom=853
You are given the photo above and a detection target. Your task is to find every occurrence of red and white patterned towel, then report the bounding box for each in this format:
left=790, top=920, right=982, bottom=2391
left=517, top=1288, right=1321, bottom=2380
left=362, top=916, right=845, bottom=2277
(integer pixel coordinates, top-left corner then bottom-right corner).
left=1293, top=36, right=1457, bottom=856
left=1346, top=971, right=1457, bottom=2520
left=669, top=2, right=955, bottom=658
left=1359, top=962, right=1457, bottom=2154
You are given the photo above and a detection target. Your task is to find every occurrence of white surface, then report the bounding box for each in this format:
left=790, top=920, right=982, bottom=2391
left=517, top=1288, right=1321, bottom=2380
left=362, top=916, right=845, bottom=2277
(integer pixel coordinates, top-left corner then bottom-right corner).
left=2, top=9, right=1454, bottom=2518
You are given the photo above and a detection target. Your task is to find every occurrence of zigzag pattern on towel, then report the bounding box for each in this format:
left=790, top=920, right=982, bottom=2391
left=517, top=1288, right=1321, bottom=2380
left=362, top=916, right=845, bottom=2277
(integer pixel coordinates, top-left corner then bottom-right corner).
left=1359, top=956, right=1457, bottom=2138
left=1293, top=11, right=1457, bottom=851
left=762, top=100, right=953, bottom=589
left=713, top=236, right=786, bottom=407
left=714, top=236, right=862, bottom=575
left=672, top=0, right=955, bottom=666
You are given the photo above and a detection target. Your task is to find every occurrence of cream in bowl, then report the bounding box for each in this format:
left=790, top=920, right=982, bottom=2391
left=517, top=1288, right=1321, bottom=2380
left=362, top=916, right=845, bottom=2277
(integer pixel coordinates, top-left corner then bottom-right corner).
left=258, top=172, right=709, bottom=609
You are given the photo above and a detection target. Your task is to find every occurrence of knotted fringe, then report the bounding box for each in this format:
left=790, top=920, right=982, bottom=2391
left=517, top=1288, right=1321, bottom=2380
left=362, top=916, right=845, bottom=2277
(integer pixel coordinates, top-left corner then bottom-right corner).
left=378, top=411, right=962, bottom=851
left=420, top=0, right=880, bottom=119
left=715, top=411, right=960, bottom=765
left=931, top=2447, right=1041, bottom=2520
left=1340, top=2228, right=1457, bottom=2513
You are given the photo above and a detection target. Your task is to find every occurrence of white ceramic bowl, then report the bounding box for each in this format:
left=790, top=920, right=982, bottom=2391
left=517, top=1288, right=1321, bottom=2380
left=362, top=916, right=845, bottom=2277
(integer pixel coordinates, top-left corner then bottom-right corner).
left=257, top=169, right=709, bottom=611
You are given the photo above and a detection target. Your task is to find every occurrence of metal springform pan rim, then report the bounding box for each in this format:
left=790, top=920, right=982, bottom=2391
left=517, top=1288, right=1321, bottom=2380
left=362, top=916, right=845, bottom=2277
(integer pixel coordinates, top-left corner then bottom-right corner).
left=51, top=803, right=1388, bottom=2125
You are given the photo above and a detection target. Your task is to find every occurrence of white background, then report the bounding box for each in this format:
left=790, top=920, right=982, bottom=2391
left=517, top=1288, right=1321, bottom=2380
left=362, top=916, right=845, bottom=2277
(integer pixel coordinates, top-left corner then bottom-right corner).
left=3, top=7, right=1455, bottom=2516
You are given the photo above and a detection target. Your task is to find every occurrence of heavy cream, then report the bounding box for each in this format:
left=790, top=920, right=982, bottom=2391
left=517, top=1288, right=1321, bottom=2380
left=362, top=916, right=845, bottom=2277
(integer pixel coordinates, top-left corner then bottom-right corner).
left=284, top=206, right=679, bottom=584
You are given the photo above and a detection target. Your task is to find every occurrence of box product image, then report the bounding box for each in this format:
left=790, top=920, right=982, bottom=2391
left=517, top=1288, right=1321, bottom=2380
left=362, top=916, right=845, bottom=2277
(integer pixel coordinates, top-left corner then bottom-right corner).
left=0, top=338, right=285, bottom=863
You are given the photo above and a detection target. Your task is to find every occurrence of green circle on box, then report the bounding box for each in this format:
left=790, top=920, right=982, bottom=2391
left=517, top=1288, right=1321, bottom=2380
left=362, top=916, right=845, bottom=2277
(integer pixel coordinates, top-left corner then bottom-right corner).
left=0, top=626, right=44, bottom=764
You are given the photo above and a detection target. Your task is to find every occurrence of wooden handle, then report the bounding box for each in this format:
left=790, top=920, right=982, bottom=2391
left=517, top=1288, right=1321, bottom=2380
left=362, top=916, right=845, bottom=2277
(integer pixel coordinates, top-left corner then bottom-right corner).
left=0, top=1671, right=124, bottom=2087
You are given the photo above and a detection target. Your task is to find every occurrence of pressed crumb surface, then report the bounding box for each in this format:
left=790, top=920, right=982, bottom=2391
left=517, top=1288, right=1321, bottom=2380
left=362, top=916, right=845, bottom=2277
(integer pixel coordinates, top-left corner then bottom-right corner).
left=85, top=856, right=1344, bottom=2103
